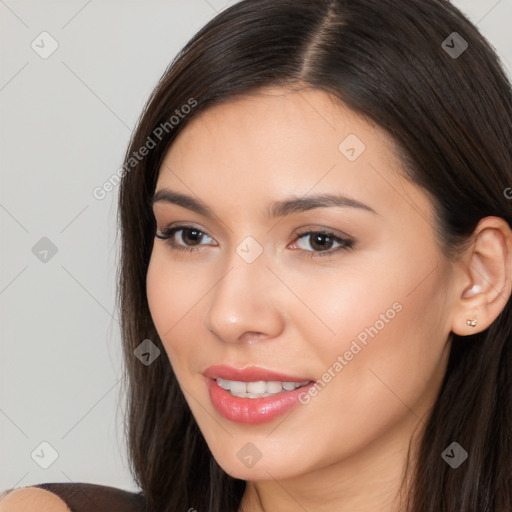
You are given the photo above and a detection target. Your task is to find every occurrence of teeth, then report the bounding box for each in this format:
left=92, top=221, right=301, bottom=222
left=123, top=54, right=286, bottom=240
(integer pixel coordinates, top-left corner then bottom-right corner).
left=216, top=378, right=309, bottom=398
left=230, top=381, right=248, bottom=394
left=266, top=381, right=283, bottom=393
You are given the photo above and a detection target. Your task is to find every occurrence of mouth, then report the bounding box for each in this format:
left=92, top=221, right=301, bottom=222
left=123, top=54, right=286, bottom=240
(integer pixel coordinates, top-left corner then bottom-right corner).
left=204, top=365, right=315, bottom=424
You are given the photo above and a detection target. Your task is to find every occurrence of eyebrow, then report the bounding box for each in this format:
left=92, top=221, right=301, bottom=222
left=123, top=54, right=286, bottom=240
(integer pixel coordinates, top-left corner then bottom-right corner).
left=150, top=188, right=377, bottom=218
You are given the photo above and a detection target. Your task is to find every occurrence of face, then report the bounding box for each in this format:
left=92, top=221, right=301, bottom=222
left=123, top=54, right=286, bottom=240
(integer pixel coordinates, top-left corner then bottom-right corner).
left=146, top=86, right=457, bottom=482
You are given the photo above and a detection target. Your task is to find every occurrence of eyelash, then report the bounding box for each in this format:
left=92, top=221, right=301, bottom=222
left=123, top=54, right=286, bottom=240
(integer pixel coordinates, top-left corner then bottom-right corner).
left=155, top=224, right=355, bottom=258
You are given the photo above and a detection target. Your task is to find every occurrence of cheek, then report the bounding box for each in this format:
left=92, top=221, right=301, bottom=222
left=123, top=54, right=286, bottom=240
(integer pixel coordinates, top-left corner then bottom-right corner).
left=146, top=251, right=201, bottom=364
left=289, top=248, right=449, bottom=401
left=273, top=259, right=450, bottom=467
left=282, top=258, right=405, bottom=359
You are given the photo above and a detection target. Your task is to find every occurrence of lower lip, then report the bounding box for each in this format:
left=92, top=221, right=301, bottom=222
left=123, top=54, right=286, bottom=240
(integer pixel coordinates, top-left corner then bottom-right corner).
left=206, top=378, right=314, bottom=424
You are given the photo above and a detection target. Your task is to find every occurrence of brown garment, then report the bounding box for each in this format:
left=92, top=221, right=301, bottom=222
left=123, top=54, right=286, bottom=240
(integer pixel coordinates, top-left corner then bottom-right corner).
left=32, top=482, right=146, bottom=512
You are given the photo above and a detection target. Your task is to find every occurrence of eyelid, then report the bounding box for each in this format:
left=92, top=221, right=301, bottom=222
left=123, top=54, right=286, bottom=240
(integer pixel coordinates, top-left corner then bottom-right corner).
left=155, top=222, right=352, bottom=240
left=293, top=224, right=353, bottom=239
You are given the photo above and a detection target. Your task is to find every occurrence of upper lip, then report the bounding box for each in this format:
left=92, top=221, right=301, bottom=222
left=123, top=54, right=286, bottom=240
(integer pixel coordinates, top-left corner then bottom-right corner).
left=204, top=365, right=313, bottom=383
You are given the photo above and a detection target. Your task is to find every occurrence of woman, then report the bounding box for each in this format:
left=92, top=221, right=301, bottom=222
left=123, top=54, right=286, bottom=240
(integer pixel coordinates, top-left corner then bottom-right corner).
left=3, top=0, right=511, bottom=511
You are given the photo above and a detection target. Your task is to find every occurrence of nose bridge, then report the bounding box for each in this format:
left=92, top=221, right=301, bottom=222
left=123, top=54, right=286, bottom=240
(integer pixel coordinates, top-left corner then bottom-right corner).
left=203, top=237, right=283, bottom=342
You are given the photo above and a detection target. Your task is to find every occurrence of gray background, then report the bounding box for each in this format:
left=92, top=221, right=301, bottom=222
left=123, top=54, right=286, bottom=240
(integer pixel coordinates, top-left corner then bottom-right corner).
left=1, top=0, right=511, bottom=494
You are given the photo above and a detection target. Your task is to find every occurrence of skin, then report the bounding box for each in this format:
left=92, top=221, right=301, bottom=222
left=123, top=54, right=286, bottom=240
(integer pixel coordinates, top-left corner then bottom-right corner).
left=0, top=487, right=70, bottom=511
left=146, top=86, right=512, bottom=511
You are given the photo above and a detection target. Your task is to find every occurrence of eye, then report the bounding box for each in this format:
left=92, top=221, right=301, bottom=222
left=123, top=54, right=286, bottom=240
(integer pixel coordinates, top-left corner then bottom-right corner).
left=290, top=229, right=355, bottom=258
left=155, top=225, right=215, bottom=253
left=155, top=224, right=355, bottom=258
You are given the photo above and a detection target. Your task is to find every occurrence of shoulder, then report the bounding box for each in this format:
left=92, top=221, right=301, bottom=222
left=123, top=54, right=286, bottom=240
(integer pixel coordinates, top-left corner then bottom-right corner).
left=0, top=486, right=70, bottom=511
left=0, top=483, right=146, bottom=512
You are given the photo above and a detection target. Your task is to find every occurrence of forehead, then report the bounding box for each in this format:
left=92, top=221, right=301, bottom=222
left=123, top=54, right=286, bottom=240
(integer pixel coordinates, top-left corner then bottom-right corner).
left=155, top=86, right=431, bottom=226
left=163, top=86, right=393, bottom=166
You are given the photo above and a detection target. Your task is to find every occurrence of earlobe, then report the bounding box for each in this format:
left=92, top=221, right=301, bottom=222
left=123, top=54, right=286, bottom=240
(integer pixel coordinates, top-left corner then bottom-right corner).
left=451, top=217, right=512, bottom=336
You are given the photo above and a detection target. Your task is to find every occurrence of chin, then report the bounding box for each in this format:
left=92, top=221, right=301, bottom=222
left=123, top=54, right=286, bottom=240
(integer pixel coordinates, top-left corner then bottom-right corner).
left=208, top=443, right=312, bottom=482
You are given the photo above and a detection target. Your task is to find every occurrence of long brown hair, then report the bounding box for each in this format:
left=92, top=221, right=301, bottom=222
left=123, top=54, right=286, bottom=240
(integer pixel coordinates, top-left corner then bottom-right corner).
left=116, top=1, right=512, bottom=510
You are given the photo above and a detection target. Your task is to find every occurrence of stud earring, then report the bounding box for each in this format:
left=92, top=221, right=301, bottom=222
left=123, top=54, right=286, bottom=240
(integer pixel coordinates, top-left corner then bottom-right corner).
left=466, top=318, right=477, bottom=327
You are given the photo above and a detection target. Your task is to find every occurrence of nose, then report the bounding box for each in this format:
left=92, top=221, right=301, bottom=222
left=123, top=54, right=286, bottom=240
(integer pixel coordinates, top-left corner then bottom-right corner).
left=203, top=249, right=285, bottom=344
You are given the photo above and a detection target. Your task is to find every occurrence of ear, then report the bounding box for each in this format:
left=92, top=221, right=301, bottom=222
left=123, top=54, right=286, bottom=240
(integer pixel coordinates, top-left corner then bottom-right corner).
left=451, top=216, right=512, bottom=336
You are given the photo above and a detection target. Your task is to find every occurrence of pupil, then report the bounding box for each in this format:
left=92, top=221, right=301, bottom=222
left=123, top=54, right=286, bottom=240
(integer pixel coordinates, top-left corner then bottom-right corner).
left=184, top=229, right=201, bottom=245
left=311, top=233, right=332, bottom=251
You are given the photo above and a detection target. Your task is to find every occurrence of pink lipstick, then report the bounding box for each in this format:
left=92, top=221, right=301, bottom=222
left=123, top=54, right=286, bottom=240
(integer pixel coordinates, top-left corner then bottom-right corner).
left=204, top=365, right=315, bottom=424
